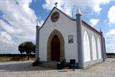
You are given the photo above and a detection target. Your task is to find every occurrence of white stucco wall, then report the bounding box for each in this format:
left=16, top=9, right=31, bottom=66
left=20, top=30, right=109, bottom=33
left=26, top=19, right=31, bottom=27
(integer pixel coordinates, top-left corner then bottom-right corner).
left=39, top=8, right=78, bottom=62
left=81, top=23, right=102, bottom=64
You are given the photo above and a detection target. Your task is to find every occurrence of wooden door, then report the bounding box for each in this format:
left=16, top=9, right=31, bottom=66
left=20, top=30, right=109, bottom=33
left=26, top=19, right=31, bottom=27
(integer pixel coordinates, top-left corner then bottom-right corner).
left=51, top=35, right=60, bottom=61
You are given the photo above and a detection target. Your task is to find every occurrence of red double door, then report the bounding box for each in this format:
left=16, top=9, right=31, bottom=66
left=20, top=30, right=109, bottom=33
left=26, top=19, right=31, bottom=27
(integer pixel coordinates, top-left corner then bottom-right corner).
left=51, top=35, right=60, bottom=61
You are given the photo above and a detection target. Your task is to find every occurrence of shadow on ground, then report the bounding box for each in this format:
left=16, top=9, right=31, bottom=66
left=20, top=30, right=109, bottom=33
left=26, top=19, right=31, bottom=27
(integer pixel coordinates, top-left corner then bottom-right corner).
left=0, top=61, right=56, bottom=72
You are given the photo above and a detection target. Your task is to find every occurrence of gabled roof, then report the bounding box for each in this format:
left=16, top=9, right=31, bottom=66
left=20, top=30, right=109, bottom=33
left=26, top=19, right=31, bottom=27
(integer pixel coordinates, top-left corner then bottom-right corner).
left=39, top=7, right=101, bottom=35
left=39, top=7, right=76, bottom=29
left=54, top=7, right=76, bottom=21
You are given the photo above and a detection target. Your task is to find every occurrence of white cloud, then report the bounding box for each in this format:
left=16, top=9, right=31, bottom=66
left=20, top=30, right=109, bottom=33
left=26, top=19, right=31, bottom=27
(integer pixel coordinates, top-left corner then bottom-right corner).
left=1, top=32, right=12, bottom=42
left=108, top=6, right=115, bottom=24
left=37, top=20, right=44, bottom=27
left=91, top=0, right=111, bottom=13
left=37, top=17, right=44, bottom=26
left=106, top=29, right=115, bottom=36
left=0, top=41, right=18, bottom=54
left=0, top=32, right=16, bottom=54
left=106, top=29, right=115, bottom=53
left=0, top=0, right=40, bottom=53
left=0, top=20, right=22, bottom=34
left=43, top=0, right=112, bottom=16
left=90, top=19, right=99, bottom=27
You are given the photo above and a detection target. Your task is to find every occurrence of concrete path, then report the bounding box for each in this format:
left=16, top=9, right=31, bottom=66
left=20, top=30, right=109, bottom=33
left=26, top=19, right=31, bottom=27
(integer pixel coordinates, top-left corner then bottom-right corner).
left=0, top=58, right=115, bottom=77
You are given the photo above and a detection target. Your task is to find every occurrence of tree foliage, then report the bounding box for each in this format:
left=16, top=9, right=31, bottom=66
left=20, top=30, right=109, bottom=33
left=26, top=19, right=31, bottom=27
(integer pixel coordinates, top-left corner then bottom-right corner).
left=18, top=41, right=35, bottom=60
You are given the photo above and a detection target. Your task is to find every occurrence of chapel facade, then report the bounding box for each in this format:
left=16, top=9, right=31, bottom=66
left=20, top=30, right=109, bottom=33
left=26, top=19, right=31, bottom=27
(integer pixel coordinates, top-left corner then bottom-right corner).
left=36, top=7, right=106, bottom=68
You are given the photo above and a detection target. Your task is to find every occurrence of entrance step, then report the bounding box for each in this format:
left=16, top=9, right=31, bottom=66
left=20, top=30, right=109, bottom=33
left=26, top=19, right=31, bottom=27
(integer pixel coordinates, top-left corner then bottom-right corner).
left=40, top=61, right=58, bottom=68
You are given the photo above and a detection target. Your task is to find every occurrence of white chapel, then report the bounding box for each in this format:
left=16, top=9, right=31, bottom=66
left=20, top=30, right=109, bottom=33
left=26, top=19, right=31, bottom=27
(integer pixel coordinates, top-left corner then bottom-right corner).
left=35, top=7, right=106, bottom=68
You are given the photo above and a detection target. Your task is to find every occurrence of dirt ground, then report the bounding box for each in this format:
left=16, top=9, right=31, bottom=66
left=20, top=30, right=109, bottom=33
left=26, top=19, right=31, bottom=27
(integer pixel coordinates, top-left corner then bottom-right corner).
left=0, top=58, right=115, bottom=77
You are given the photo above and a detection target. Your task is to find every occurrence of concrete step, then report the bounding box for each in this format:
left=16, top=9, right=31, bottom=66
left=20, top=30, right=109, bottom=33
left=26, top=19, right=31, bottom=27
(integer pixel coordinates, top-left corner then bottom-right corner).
left=40, top=61, right=58, bottom=68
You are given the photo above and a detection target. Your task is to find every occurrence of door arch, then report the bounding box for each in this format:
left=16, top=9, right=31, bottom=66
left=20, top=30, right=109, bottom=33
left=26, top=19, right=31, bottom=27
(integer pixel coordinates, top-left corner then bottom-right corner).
left=47, top=30, right=64, bottom=61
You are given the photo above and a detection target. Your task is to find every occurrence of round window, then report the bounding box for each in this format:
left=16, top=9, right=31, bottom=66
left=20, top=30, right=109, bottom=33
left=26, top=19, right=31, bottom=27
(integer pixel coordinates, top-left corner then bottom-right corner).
left=51, top=11, right=60, bottom=22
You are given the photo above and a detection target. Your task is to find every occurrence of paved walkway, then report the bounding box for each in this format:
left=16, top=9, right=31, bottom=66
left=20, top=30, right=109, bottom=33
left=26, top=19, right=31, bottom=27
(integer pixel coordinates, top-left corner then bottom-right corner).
left=0, top=58, right=115, bottom=77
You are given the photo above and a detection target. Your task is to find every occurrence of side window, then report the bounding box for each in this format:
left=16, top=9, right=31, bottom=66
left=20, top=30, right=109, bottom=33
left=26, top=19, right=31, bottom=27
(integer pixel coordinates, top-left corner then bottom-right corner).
left=68, top=35, right=74, bottom=44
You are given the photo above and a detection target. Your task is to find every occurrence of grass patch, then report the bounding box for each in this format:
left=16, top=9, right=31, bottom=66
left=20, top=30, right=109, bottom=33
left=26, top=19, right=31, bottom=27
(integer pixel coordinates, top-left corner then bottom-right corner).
left=0, top=54, right=35, bottom=62
left=0, top=56, right=12, bottom=62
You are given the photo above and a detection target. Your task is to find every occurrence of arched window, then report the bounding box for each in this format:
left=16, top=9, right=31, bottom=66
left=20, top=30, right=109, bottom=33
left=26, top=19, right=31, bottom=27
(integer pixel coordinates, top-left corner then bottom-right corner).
left=83, top=31, right=91, bottom=62
left=91, top=35, right=97, bottom=60
left=97, top=38, right=102, bottom=59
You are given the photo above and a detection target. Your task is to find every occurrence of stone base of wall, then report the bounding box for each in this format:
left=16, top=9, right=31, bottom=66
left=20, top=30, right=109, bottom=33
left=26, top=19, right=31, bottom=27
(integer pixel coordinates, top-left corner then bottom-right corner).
left=83, top=59, right=104, bottom=69
left=38, top=58, right=105, bottom=69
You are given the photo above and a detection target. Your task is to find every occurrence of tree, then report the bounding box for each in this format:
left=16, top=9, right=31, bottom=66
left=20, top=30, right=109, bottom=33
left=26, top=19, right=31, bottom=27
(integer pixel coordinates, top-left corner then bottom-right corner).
left=18, top=41, right=35, bottom=60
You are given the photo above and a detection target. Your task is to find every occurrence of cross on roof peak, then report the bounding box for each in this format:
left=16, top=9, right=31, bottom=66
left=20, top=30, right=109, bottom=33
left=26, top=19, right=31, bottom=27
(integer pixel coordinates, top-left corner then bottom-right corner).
left=55, top=2, right=58, bottom=7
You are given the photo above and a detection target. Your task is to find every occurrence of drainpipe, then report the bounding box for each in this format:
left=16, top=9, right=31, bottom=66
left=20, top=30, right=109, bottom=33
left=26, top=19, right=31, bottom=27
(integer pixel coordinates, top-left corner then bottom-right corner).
left=103, top=36, right=107, bottom=60
left=36, top=25, right=40, bottom=63
left=100, top=31, right=107, bottom=61
left=76, top=9, right=84, bottom=68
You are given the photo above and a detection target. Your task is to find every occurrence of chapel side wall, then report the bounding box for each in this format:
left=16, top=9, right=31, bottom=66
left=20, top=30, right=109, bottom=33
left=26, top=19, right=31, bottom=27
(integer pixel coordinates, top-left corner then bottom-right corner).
left=39, top=9, right=78, bottom=62
left=81, top=23, right=103, bottom=68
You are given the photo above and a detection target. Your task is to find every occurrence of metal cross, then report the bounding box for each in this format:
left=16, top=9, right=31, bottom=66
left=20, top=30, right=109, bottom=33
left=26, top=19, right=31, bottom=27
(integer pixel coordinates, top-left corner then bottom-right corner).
left=55, top=2, right=58, bottom=7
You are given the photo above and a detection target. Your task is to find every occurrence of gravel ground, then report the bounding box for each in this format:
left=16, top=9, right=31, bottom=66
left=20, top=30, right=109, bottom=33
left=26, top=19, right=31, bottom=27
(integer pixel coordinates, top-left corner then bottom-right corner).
left=0, top=58, right=115, bottom=77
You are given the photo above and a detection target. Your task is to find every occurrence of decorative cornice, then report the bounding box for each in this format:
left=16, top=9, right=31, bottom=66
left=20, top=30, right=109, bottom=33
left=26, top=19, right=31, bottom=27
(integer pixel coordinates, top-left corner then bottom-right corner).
left=82, top=20, right=101, bottom=35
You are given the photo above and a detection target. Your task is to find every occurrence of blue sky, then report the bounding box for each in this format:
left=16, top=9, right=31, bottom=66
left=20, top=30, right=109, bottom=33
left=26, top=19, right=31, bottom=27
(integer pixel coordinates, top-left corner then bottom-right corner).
left=0, top=0, right=115, bottom=54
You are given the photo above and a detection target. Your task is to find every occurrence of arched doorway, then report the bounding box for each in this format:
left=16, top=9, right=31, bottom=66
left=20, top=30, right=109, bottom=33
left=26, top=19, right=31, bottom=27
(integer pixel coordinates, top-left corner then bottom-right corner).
left=47, top=30, right=64, bottom=62
left=51, top=35, right=60, bottom=61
